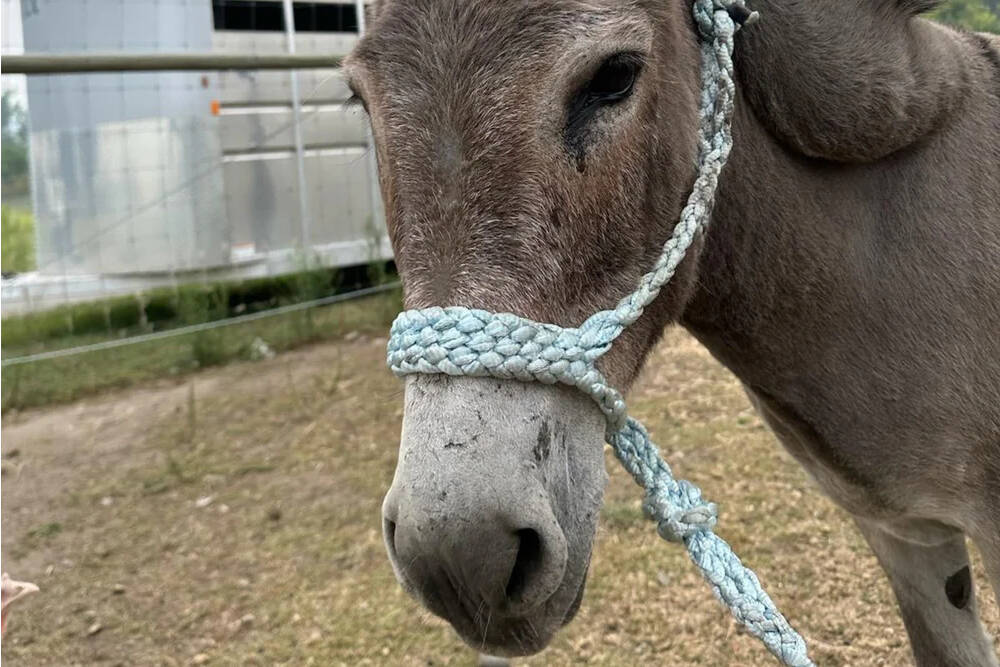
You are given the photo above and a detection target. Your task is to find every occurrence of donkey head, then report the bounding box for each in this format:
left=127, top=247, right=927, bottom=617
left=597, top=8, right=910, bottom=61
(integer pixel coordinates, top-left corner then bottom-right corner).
left=345, top=0, right=704, bottom=655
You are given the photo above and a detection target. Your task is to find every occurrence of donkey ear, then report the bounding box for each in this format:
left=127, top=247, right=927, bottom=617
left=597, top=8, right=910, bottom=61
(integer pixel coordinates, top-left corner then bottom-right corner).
left=897, top=0, right=943, bottom=15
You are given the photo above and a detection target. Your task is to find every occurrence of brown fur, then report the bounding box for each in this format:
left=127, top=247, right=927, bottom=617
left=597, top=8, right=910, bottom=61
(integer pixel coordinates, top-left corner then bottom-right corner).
left=345, top=0, right=1000, bottom=662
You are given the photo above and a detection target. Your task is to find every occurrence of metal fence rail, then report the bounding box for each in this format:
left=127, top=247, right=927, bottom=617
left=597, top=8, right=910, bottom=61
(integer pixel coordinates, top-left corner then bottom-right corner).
left=1, top=52, right=344, bottom=74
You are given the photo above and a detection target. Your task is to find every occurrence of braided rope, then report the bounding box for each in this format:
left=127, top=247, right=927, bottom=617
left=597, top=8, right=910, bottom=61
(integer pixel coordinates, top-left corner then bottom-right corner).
left=387, top=1, right=812, bottom=665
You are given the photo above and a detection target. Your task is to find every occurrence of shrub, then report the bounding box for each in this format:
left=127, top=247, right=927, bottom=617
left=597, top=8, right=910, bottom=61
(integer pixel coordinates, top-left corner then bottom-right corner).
left=1, top=206, right=35, bottom=274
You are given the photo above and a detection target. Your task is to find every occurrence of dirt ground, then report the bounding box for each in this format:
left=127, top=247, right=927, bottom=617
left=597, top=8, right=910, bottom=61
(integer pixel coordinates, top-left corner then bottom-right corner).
left=2, top=329, right=997, bottom=666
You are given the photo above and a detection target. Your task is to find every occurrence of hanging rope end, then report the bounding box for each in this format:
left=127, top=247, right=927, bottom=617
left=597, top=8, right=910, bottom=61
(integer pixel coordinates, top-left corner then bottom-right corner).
left=723, top=1, right=760, bottom=29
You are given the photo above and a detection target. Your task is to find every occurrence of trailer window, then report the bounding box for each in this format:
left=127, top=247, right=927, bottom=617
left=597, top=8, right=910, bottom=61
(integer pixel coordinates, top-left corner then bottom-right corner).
left=212, top=1, right=359, bottom=33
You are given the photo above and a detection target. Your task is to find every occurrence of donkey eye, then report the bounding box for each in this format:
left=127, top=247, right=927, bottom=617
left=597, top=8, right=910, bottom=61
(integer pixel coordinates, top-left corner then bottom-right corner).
left=563, top=51, right=645, bottom=168
left=586, top=53, right=643, bottom=103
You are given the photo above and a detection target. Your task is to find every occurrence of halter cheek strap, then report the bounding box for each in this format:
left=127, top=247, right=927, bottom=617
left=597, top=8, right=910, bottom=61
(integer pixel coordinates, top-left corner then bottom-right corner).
left=387, top=2, right=812, bottom=664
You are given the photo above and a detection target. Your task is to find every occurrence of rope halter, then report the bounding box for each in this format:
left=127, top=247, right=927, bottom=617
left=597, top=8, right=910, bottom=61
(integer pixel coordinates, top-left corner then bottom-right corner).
left=386, top=1, right=813, bottom=664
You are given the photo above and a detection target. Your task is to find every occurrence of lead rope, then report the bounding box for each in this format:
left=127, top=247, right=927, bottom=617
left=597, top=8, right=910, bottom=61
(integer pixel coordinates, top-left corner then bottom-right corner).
left=387, top=1, right=813, bottom=664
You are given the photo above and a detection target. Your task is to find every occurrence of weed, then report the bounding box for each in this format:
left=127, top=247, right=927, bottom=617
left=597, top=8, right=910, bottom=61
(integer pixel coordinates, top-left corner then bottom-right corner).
left=27, top=522, right=62, bottom=539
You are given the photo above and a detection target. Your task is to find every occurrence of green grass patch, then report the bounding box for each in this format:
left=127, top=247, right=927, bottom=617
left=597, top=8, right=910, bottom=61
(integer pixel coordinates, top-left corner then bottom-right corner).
left=1, top=263, right=394, bottom=353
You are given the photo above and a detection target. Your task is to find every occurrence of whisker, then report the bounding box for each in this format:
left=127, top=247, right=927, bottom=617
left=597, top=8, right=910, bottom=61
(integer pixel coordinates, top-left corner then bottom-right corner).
left=480, top=608, right=493, bottom=650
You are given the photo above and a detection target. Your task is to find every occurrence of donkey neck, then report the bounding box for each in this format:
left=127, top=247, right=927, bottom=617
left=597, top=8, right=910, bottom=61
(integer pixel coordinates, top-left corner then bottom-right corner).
left=679, top=16, right=1000, bottom=415
left=678, top=3, right=992, bottom=387
left=732, top=1, right=971, bottom=162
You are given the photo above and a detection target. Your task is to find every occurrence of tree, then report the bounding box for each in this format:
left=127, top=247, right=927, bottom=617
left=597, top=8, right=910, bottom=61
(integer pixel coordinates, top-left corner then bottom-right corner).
left=1, top=90, right=30, bottom=197
left=932, top=0, right=1000, bottom=32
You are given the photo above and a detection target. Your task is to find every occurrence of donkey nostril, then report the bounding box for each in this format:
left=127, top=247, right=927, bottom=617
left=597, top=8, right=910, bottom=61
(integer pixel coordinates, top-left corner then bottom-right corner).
left=505, top=529, right=543, bottom=604
left=383, top=518, right=398, bottom=560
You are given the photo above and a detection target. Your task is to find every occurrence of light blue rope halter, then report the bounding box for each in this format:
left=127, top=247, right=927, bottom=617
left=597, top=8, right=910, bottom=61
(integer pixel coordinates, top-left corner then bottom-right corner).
left=387, top=1, right=813, bottom=664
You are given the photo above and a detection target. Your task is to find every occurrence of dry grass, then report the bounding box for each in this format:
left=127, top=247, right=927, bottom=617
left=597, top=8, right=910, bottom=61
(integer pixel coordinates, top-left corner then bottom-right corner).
left=2, top=328, right=997, bottom=665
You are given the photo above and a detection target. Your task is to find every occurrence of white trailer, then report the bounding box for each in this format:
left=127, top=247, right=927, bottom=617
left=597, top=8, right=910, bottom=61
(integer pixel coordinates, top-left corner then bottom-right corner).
left=4, top=0, right=387, bottom=314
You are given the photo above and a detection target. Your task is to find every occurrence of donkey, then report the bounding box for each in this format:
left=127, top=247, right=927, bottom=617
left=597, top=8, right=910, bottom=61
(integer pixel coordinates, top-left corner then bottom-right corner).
left=343, top=0, right=1000, bottom=663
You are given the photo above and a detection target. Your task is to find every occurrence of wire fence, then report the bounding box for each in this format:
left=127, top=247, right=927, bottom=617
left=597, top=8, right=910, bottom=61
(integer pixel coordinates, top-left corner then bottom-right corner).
left=1, top=0, right=396, bottom=409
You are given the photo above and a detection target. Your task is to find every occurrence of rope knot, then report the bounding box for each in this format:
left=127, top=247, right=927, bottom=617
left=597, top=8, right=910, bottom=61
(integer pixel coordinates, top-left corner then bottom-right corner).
left=644, top=491, right=718, bottom=542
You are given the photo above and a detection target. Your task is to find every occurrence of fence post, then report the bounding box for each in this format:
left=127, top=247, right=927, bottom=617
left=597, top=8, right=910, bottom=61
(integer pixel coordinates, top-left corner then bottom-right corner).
left=282, top=0, right=312, bottom=250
